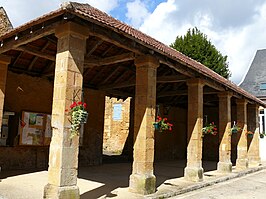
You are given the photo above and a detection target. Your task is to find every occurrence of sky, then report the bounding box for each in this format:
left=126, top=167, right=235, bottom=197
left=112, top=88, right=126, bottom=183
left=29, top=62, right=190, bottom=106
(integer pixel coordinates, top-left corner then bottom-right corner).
left=1, top=0, right=266, bottom=84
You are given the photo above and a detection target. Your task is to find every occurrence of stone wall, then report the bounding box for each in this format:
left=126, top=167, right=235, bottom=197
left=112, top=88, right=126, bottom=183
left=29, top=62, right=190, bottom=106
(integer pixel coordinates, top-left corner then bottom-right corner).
left=202, top=106, right=219, bottom=161
left=79, top=89, right=105, bottom=166
left=0, top=146, right=49, bottom=170
left=0, top=7, right=12, bottom=36
left=103, top=97, right=130, bottom=155
left=0, top=72, right=105, bottom=170
left=155, top=106, right=187, bottom=160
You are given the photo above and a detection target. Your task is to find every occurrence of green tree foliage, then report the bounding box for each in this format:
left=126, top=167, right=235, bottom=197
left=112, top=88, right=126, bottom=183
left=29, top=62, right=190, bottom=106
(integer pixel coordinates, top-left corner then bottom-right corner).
left=170, top=27, right=231, bottom=79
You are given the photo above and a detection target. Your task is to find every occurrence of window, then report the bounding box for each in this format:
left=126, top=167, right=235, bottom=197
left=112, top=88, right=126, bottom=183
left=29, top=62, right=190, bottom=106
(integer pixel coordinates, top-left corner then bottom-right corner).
left=260, top=83, right=266, bottom=90
left=113, top=103, right=122, bottom=121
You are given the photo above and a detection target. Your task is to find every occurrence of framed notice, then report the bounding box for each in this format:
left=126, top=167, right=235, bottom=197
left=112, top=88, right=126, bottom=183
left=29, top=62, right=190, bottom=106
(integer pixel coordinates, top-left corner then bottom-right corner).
left=19, top=111, right=52, bottom=146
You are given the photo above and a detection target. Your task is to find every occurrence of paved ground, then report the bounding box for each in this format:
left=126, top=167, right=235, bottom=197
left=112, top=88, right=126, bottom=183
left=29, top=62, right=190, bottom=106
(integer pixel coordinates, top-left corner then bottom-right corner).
left=172, top=169, right=266, bottom=199
left=0, top=161, right=265, bottom=199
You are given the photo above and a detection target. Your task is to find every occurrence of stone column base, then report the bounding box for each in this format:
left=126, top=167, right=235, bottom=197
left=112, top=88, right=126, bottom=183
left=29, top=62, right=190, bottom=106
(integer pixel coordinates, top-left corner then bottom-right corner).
left=184, top=166, right=204, bottom=182
left=236, top=158, right=248, bottom=170
left=129, top=174, right=156, bottom=195
left=217, top=162, right=232, bottom=173
left=43, top=184, right=80, bottom=199
left=248, top=158, right=261, bottom=167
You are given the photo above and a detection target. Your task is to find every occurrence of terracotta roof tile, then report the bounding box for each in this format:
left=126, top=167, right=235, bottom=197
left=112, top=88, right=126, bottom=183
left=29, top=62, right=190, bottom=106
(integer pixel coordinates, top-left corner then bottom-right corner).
left=0, top=2, right=264, bottom=106
left=68, top=2, right=265, bottom=106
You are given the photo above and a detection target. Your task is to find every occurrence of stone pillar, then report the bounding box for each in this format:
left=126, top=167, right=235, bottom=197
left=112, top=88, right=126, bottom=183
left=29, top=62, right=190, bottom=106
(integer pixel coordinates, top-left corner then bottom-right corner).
left=129, top=55, right=159, bottom=195
left=43, top=22, right=88, bottom=199
left=184, top=79, right=204, bottom=182
left=236, top=99, right=248, bottom=169
left=247, top=104, right=261, bottom=167
left=217, top=91, right=232, bottom=173
left=0, top=55, right=10, bottom=134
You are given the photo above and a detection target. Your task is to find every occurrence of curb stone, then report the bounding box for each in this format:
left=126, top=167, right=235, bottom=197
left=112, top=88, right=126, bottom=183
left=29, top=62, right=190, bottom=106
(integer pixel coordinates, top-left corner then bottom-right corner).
left=145, top=165, right=266, bottom=199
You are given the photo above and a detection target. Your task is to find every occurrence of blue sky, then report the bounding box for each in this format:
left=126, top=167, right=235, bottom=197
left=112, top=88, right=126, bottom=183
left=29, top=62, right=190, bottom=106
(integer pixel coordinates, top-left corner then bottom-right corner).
left=2, top=0, right=266, bottom=84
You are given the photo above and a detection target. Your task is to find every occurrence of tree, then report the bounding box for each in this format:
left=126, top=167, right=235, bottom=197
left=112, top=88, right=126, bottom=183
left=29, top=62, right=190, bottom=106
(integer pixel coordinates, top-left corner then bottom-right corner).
left=170, top=27, right=231, bottom=79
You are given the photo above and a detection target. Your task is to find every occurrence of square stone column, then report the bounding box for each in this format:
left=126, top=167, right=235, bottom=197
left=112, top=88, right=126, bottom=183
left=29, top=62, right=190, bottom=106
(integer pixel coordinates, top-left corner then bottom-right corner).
left=0, top=55, right=11, bottom=134
left=236, top=99, right=248, bottom=169
left=217, top=91, right=232, bottom=173
left=129, top=55, right=159, bottom=195
left=184, top=79, right=204, bottom=182
left=247, top=104, right=261, bottom=167
left=43, top=22, right=88, bottom=199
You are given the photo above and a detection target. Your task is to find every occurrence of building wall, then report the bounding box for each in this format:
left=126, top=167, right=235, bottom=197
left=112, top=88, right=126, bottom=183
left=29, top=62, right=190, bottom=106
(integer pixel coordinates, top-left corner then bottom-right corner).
left=0, top=7, right=13, bottom=36
left=202, top=106, right=219, bottom=161
left=155, top=106, right=187, bottom=160
left=0, top=72, right=105, bottom=170
left=103, top=97, right=130, bottom=155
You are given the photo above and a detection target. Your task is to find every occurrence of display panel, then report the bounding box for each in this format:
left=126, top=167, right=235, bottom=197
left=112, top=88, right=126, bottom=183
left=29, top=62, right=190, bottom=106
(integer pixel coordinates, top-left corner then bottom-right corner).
left=19, top=111, right=52, bottom=146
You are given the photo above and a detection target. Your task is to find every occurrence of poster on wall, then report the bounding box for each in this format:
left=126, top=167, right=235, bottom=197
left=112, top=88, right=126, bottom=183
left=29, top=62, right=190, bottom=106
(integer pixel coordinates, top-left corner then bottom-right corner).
left=19, top=111, right=52, bottom=146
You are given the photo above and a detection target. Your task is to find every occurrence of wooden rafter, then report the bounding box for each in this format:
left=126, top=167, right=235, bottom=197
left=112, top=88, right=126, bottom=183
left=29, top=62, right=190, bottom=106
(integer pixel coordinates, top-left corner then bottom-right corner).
left=0, top=21, right=61, bottom=54
left=28, top=41, right=51, bottom=71
left=12, top=51, right=24, bottom=66
left=44, top=36, right=57, bottom=44
left=157, top=75, right=188, bottom=83
left=16, top=45, right=55, bottom=61
left=101, top=45, right=113, bottom=57
left=86, top=39, right=103, bottom=57
left=157, top=90, right=220, bottom=98
left=100, top=75, right=187, bottom=90
left=159, top=60, right=195, bottom=77
left=100, top=66, right=121, bottom=85
left=84, top=52, right=135, bottom=68
left=83, top=23, right=145, bottom=55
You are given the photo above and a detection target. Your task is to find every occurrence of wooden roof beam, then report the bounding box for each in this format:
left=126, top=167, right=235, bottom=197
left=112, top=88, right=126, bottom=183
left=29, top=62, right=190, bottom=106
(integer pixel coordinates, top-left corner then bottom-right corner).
left=157, top=75, right=188, bottom=83
left=16, top=45, right=55, bottom=61
left=157, top=90, right=220, bottom=98
left=84, top=52, right=135, bottom=68
left=0, top=21, right=61, bottom=54
left=86, top=39, right=103, bottom=57
left=28, top=41, right=51, bottom=71
left=100, top=75, right=187, bottom=90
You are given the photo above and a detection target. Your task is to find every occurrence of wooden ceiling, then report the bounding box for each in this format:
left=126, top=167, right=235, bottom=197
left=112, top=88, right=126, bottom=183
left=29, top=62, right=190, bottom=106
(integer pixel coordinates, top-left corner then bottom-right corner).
left=0, top=12, right=244, bottom=108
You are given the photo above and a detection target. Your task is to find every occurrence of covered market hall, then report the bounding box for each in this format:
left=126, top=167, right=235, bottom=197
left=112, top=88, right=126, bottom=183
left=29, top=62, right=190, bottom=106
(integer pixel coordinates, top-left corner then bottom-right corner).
left=0, top=2, right=264, bottom=198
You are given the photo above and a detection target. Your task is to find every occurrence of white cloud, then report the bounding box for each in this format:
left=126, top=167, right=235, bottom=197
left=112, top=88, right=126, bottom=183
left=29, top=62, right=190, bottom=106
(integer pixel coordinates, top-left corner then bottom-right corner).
left=1, top=0, right=119, bottom=27
left=139, top=0, right=266, bottom=84
left=85, top=0, right=119, bottom=13
left=126, top=0, right=150, bottom=28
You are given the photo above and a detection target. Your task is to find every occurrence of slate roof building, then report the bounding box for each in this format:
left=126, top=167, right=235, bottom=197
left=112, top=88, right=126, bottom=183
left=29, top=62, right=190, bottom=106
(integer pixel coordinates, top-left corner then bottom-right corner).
left=240, top=49, right=266, bottom=161
left=240, top=49, right=266, bottom=103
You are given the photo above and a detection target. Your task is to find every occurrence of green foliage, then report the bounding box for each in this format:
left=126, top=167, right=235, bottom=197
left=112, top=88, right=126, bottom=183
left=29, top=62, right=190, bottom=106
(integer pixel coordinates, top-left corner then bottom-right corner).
left=170, top=27, right=231, bottom=79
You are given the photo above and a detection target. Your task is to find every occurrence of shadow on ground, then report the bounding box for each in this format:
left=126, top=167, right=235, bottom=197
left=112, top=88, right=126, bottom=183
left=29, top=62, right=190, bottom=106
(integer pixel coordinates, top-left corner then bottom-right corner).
left=79, top=160, right=218, bottom=198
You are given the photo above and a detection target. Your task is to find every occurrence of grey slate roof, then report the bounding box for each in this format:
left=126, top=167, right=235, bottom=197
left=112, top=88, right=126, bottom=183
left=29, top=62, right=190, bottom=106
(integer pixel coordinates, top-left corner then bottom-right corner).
left=240, top=49, right=266, bottom=100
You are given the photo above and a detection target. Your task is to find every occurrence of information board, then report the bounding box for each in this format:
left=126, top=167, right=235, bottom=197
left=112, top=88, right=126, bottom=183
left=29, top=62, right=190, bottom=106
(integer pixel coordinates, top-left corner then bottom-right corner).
left=19, top=111, right=52, bottom=146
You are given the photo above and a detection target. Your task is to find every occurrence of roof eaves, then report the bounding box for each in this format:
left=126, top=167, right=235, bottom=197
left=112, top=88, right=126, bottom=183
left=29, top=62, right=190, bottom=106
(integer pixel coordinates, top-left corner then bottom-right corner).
left=0, top=8, right=65, bottom=41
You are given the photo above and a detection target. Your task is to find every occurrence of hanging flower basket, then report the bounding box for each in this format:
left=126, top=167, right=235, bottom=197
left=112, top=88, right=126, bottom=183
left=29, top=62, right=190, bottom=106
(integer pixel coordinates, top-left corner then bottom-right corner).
left=247, top=131, right=254, bottom=138
left=153, top=122, right=160, bottom=131
left=66, top=101, right=88, bottom=138
left=231, top=121, right=242, bottom=134
left=260, top=132, right=266, bottom=138
left=202, top=122, right=218, bottom=137
left=153, top=116, right=173, bottom=132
